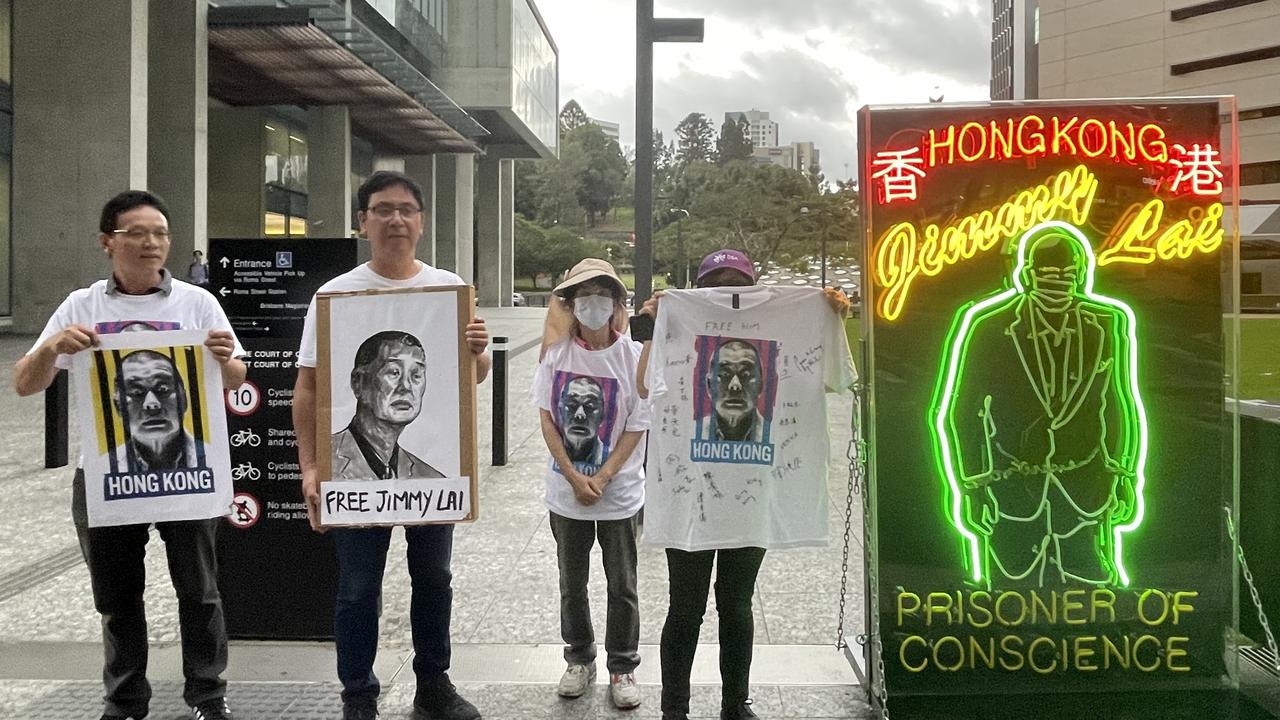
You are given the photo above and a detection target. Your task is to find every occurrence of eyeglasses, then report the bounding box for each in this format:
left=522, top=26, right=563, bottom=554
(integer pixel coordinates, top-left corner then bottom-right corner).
left=112, top=228, right=172, bottom=242
left=367, top=204, right=422, bottom=220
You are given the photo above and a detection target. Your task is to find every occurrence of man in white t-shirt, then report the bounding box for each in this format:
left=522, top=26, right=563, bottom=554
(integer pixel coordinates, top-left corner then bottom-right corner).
left=14, top=190, right=247, bottom=720
left=292, top=171, right=490, bottom=720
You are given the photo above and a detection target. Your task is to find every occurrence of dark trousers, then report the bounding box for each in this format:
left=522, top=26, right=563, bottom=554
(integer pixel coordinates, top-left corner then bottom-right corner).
left=72, top=470, right=228, bottom=718
left=548, top=511, right=641, bottom=674
left=660, top=546, right=767, bottom=715
left=332, top=523, right=454, bottom=702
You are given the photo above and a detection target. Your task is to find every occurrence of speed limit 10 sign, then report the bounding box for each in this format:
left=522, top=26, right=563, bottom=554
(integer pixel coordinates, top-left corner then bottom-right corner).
left=226, top=379, right=261, bottom=416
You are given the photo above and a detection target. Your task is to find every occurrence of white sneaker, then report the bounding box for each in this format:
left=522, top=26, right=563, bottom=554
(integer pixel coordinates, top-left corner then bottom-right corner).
left=557, top=664, right=595, bottom=698
left=610, top=672, right=642, bottom=709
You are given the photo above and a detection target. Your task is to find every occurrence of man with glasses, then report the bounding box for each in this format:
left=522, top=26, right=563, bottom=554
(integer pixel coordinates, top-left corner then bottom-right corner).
left=14, top=190, right=246, bottom=720
left=294, top=170, right=491, bottom=720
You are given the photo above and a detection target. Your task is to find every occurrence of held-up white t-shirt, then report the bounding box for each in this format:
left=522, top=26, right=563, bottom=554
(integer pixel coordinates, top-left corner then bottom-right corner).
left=644, top=286, right=856, bottom=551
left=531, top=336, right=650, bottom=521
left=297, top=262, right=465, bottom=367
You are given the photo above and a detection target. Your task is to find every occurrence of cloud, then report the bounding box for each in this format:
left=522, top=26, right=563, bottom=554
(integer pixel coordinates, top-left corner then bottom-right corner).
left=564, top=47, right=860, bottom=179
left=660, top=0, right=989, bottom=87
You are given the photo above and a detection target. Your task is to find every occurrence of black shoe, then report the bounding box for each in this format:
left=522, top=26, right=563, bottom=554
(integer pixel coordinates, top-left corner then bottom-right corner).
left=721, top=699, right=760, bottom=720
left=413, top=673, right=481, bottom=720
left=661, top=714, right=691, bottom=720
left=343, top=696, right=379, bottom=720
left=101, top=714, right=148, bottom=720
left=189, top=698, right=233, bottom=720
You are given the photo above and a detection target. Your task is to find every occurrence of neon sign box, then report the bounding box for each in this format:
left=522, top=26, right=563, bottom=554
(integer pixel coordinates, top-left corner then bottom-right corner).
left=858, top=99, right=1239, bottom=695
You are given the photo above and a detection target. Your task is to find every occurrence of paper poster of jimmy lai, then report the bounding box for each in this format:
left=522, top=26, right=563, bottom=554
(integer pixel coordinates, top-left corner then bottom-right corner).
left=317, top=286, right=477, bottom=526
left=691, top=335, right=781, bottom=465
left=74, top=329, right=233, bottom=527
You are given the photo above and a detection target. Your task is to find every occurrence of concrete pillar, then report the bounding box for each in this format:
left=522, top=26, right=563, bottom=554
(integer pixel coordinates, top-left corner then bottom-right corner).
left=13, top=0, right=149, bottom=332
left=405, top=155, right=436, bottom=265
left=208, top=108, right=265, bottom=239
left=307, top=106, right=351, bottom=239
left=148, top=0, right=206, bottom=280
left=476, top=154, right=502, bottom=307
left=498, top=158, right=514, bottom=306
left=435, top=153, right=474, bottom=283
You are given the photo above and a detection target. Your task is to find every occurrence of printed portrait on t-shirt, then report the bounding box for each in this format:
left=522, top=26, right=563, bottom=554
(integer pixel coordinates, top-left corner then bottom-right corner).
left=551, top=370, right=620, bottom=475
left=95, top=320, right=183, bottom=335
left=691, top=335, right=779, bottom=465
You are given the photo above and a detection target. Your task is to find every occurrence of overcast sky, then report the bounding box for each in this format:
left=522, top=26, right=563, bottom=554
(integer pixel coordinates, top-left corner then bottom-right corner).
left=533, top=0, right=992, bottom=182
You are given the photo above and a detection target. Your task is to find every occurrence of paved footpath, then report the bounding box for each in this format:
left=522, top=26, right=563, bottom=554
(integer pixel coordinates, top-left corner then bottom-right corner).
left=0, top=308, right=871, bottom=719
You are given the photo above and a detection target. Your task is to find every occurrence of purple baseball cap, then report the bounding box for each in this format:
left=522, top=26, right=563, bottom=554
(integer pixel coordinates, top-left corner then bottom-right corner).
left=696, top=249, right=755, bottom=283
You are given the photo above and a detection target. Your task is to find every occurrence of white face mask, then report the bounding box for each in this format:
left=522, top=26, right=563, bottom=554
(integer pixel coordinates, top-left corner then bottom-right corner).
left=573, top=295, right=614, bottom=331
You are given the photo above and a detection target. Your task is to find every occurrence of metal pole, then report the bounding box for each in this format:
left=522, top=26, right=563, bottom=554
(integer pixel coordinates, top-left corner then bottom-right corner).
left=45, top=369, right=69, bottom=469
left=676, top=217, right=684, bottom=288
left=491, top=336, right=509, bottom=466
left=822, top=232, right=829, bottom=288
left=634, top=0, right=655, bottom=304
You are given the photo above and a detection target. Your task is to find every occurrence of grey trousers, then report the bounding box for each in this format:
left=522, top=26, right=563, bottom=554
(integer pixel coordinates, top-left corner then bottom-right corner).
left=548, top=511, right=641, bottom=674
left=72, top=469, right=229, bottom=717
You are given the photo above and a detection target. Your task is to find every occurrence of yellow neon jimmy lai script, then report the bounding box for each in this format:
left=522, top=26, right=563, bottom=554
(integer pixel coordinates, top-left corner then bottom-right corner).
left=872, top=165, right=1224, bottom=321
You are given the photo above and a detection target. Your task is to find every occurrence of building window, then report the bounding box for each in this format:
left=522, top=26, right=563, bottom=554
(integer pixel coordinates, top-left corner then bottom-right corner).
left=263, top=122, right=308, bottom=236
left=1171, top=0, right=1269, bottom=21
left=1171, top=44, right=1280, bottom=75
left=1241, top=160, right=1280, bottom=187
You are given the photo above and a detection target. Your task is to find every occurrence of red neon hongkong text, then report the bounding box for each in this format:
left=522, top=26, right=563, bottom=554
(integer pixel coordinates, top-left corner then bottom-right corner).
left=925, top=116, right=1170, bottom=168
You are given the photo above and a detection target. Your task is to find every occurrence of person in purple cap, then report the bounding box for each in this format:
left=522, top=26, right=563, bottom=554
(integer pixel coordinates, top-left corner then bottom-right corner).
left=632, top=249, right=848, bottom=720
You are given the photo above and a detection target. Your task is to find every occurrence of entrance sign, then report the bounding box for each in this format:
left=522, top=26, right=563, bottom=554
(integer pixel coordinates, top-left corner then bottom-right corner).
left=858, top=99, right=1239, bottom=694
left=211, top=237, right=356, bottom=639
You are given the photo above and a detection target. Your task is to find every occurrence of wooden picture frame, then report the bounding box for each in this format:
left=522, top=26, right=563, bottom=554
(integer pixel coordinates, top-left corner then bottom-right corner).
left=316, top=285, right=478, bottom=525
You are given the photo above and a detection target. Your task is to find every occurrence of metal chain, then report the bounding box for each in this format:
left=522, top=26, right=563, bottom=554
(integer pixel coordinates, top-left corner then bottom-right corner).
left=1224, top=505, right=1280, bottom=674
left=835, top=383, right=889, bottom=719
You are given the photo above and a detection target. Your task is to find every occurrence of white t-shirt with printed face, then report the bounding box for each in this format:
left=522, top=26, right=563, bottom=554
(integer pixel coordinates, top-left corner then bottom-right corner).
left=296, top=261, right=465, bottom=368
left=29, top=277, right=246, bottom=466
left=30, top=279, right=246, bottom=369
left=644, top=285, right=857, bottom=551
left=532, top=336, right=650, bottom=521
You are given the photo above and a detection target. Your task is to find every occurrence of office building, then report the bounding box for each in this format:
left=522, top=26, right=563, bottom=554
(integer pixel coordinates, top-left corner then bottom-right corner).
left=726, top=109, right=779, bottom=148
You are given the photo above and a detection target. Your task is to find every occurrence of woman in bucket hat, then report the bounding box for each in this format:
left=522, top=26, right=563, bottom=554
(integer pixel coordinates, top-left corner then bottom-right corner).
left=530, top=258, right=649, bottom=709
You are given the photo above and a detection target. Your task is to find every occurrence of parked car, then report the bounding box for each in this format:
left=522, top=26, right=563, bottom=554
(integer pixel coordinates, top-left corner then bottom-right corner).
left=512, top=291, right=527, bottom=307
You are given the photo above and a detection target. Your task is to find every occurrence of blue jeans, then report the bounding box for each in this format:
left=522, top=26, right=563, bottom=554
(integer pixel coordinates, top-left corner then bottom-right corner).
left=332, top=524, right=455, bottom=702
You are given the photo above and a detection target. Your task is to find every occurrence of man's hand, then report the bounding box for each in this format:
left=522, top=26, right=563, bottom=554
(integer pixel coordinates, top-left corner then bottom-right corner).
left=465, top=317, right=489, bottom=355
left=301, top=467, right=326, bottom=534
left=52, top=324, right=98, bottom=356
left=566, top=467, right=602, bottom=506
left=823, top=287, right=852, bottom=318
left=205, top=330, right=237, bottom=365
left=638, top=290, right=664, bottom=319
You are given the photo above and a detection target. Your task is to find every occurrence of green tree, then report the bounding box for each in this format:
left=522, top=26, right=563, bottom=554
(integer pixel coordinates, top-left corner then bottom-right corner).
left=559, top=99, right=589, bottom=134
left=514, top=218, right=606, bottom=285
left=513, top=159, right=541, bottom=221
left=716, top=117, right=752, bottom=165
left=569, top=123, right=628, bottom=228
left=674, top=112, right=717, bottom=167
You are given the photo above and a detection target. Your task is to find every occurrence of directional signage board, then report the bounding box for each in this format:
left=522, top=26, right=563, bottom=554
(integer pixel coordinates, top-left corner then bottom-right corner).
left=211, top=237, right=356, bottom=639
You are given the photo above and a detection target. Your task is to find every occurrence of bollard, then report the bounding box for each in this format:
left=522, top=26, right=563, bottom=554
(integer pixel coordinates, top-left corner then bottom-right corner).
left=491, top=336, right=509, bottom=466
left=45, top=369, right=69, bottom=469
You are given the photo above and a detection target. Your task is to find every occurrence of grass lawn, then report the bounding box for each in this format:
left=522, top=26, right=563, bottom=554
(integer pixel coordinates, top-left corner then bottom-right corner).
left=1237, top=316, right=1280, bottom=401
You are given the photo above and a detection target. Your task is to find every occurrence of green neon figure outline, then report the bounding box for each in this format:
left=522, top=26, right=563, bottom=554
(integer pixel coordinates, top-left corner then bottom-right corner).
left=930, top=220, right=1148, bottom=588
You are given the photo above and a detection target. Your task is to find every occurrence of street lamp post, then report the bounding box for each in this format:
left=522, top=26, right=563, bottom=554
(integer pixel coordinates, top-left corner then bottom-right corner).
left=671, top=208, right=690, bottom=288
left=635, top=2, right=703, bottom=304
